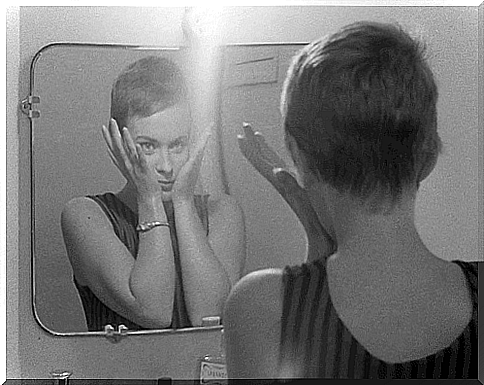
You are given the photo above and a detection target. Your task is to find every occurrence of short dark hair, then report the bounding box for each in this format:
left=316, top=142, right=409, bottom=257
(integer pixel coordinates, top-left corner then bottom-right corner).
left=282, top=21, right=441, bottom=206
left=111, top=55, right=189, bottom=130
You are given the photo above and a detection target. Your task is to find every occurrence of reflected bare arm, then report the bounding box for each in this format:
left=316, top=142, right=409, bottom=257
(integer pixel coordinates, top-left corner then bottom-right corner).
left=60, top=119, right=177, bottom=329
left=171, top=128, right=246, bottom=326
left=61, top=197, right=175, bottom=329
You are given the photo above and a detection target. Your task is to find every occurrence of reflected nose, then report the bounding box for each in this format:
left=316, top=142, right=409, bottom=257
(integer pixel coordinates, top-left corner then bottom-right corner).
left=155, top=151, right=174, bottom=180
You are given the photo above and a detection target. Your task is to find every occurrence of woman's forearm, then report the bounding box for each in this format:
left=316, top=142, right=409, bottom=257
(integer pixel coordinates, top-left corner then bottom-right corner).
left=129, top=194, right=175, bottom=325
left=283, top=191, right=336, bottom=260
left=173, top=197, right=231, bottom=326
left=266, top=174, right=337, bottom=260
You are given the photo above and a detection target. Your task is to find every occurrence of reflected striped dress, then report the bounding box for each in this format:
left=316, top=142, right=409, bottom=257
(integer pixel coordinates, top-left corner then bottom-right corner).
left=278, top=258, right=478, bottom=379
left=73, top=192, right=210, bottom=331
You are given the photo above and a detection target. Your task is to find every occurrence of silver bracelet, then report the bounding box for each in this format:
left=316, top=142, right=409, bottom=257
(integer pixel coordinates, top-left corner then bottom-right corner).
left=136, top=221, right=170, bottom=233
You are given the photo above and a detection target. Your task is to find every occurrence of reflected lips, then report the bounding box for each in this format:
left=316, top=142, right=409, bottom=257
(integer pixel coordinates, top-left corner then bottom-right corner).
left=159, top=181, right=174, bottom=192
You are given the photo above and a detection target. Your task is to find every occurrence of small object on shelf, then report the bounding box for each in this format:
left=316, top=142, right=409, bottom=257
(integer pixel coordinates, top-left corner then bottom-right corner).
left=201, top=316, right=221, bottom=327
left=198, top=329, right=227, bottom=385
left=50, top=370, right=72, bottom=385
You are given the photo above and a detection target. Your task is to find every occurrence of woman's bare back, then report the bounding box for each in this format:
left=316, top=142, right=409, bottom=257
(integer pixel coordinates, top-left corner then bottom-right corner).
left=326, top=253, right=473, bottom=364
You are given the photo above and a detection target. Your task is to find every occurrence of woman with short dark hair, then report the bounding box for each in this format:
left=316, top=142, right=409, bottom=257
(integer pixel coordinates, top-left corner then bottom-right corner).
left=224, top=21, right=477, bottom=379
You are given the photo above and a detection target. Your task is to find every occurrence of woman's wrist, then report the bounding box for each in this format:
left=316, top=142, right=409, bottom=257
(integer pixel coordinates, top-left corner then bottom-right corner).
left=137, top=193, right=168, bottom=221
left=172, top=196, right=195, bottom=211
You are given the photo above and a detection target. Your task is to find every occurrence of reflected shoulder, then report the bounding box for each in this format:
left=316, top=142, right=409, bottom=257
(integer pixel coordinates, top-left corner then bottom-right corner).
left=62, top=196, right=99, bottom=216
left=61, top=196, right=110, bottom=230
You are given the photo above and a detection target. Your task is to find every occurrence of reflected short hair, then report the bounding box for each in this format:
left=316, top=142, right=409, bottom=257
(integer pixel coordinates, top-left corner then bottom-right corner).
left=281, top=21, right=442, bottom=205
left=110, top=55, right=189, bottom=130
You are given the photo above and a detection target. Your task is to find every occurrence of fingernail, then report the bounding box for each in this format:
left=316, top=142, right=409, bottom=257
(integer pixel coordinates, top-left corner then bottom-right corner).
left=243, top=122, right=251, bottom=128
left=237, top=134, right=244, bottom=139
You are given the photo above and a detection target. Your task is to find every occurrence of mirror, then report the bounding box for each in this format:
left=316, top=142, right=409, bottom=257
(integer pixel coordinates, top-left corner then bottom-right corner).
left=31, top=42, right=308, bottom=336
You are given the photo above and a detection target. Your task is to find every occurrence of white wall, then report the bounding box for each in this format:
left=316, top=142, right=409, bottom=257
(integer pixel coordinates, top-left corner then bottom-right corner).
left=7, top=5, right=482, bottom=380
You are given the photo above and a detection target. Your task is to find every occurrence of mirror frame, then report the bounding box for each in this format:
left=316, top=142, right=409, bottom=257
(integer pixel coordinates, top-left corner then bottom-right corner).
left=27, top=42, right=224, bottom=339
left=27, top=41, right=309, bottom=339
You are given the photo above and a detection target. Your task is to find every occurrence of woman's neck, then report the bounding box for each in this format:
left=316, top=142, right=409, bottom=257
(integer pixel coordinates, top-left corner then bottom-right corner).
left=310, top=183, right=434, bottom=266
left=115, top=184, right=175, bottom=217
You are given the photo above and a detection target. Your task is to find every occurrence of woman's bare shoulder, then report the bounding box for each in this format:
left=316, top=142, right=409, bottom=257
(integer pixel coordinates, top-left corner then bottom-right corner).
left=224, top=268, right=284, bottom=325
left=60, top=196, right=117, bottom=260
left=63, top=196, right=97, bottom=214
left=223, top=268, right=285, bottom=378
left=61, top=196, right=109, bottom=227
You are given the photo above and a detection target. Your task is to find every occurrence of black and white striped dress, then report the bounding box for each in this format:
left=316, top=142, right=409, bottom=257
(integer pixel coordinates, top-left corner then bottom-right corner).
left=73, top=192, right=210, bottom=331
left=278, top=258, right=478, bottom=379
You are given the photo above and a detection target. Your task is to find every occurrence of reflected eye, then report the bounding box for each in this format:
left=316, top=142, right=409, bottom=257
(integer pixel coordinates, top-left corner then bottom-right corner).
left=169, top=138, right=188, bottom=154
left=138, top=142, right=156, bottom=155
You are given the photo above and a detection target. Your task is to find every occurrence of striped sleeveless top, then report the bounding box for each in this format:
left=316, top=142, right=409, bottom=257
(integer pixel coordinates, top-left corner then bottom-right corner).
left=74, top=192, right=210, bottom=331
left=278, top=258, right=478, bottom=379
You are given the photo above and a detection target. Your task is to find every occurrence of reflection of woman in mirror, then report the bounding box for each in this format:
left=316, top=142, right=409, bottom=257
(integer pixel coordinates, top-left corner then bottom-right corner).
left=224, top=22, right=478, bottom=379
left=61, top=56, right=246, bottom=331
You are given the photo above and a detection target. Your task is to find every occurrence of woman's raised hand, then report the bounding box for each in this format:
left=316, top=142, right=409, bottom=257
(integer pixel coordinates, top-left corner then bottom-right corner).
left=102, top=118, right=160, bottom=197
left=172, top=125, right=211, bottom=203
left=237, top=122, right=336, bottom=258
left=237, top=122, right=296, bottom=191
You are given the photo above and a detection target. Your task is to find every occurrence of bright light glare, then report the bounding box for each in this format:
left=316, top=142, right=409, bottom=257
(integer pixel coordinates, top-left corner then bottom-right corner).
left=187, top=6, right=225, bottom=47
left=184, top=7, right=226, bottom=196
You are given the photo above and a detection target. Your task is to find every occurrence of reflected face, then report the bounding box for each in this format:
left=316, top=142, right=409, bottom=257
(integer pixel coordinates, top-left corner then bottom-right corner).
left=128, top=104, right=191, bottom=201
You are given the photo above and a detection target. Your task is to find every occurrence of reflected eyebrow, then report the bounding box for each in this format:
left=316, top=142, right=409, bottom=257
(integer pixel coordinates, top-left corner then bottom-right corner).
left=135, top=135, right=189, bottom=146
left=135, top=136, right=159, bottom=144
left=169, top=135, right=189, bottom=145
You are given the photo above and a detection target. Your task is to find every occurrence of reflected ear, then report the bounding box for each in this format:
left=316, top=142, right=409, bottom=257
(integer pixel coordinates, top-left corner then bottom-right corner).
left=286, top=134, right=318, bottom=189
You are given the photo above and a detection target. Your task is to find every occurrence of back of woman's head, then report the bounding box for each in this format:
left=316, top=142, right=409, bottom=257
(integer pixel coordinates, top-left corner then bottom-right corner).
left=282, top=21, right=441, bottom=207
left=111, top=56, right=188, bottom=130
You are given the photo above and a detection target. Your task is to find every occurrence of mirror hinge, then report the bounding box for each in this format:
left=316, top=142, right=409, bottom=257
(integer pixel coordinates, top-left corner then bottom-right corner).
left=20, top=95, right=41, bottom=119
left=104, top=324, right=129, bottom=343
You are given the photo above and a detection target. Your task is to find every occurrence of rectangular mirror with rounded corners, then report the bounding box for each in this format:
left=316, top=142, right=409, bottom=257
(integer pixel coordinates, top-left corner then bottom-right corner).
left=30, top=42, right=309, bottom=337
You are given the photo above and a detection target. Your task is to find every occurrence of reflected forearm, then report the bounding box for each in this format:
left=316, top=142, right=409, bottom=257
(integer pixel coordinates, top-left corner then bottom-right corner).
left=173, top=198, right=231, bottom=326
left=129, top=194, right=175, bottom=324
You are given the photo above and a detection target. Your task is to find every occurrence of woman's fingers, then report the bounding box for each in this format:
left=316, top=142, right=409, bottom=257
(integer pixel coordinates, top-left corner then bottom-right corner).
left=135, top=144, right=147, bottom=169
left=183, top=129, right=210, bottom=182
left=101, top=124, right=115, bottom=153
left=241, top=122, right=273, bottom=157
left=190, top=130, right=211, bottom=171
left=238, top=123, right=259, bottom=155
left=242, top=122, right=258, bottom=142
left=121, top=126, right=139, bottom=163
left=273, top=168, right=306, bottom=197
left=103, top=123, right=126, bottom=171
left=103, top=119, right=149, bottom=184
left=238, top=122, right=289, bottom=177
left=105, top=143, right=133, bottom=183
left=107, top=119, right=129, bottom=164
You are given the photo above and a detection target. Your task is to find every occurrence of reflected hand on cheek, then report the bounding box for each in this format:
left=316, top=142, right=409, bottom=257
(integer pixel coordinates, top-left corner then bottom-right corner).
left=102, top=119, right=161, bottom=197
left=171, top=128, right=210, bottom=203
